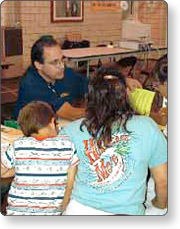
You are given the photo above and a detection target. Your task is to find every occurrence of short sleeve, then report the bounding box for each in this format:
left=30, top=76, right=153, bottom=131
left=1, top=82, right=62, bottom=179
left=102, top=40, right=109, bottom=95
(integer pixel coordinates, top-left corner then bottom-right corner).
left=1, top=144, right=16, bottom=169
left=70, top=143, right=80, bottom=167
left=60, top=128, right=80, bottom=167
left=149, top=129, right=167, bottom=168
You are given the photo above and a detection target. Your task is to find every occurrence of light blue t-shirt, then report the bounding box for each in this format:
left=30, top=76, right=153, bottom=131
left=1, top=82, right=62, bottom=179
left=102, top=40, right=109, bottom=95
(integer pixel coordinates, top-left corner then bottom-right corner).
left=61, top=116, right=167, bottom=215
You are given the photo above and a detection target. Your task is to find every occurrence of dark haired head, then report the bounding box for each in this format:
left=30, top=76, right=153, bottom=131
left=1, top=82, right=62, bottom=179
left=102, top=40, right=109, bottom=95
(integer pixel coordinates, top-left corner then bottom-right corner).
left=17, top=101, right=56, bottom=137
left=31, top=35, right=59, bottom=67
left=82, top=67, right=134, bottom=147
left=151, top=54, right=167, bottom=84
left=117, top=56, right=137, bottom=68
left=158, top=63, right=167, bottom=84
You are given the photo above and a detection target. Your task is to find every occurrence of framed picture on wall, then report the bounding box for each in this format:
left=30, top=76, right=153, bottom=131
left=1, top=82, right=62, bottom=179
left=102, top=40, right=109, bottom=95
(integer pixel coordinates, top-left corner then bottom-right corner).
left=51, top=1, right=84, bottom=22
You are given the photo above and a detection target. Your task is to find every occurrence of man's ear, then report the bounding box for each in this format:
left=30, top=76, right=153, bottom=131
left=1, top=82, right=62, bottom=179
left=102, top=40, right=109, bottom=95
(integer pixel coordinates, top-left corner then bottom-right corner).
left=34, top=61, right=43, bottom=71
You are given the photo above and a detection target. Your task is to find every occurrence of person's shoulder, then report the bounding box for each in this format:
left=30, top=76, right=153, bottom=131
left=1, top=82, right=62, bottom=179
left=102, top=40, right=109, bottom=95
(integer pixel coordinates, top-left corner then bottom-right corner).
left=61, top=118, right=84, bottom=135
left=21, top=66, right=37, bottom=82
left=19, top=136, right=73, bottom=148
left=13, top=136, right=33, bottom=146
left=64, top=67, right=74, bottom=75
left=24, top=66, right=36, bottom=77
left=53, top=134, right=75, bottom=148
left=54, top=133, right=71, bottom=140
left=65, top=118, right=83, bottom=129
left=22, top=66, right=45, bottom=87
left=64, top=67, right=82, bottom=78
left=129, top=115, right=159, bottom=130
left=132, top=115, right=153, bottom=122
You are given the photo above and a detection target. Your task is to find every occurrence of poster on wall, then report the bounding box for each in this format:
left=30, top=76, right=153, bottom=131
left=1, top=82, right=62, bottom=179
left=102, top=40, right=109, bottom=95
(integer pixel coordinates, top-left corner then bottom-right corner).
left=91, top=1, right=120, bottom=11
left=51, top=1, right=83, bottom=22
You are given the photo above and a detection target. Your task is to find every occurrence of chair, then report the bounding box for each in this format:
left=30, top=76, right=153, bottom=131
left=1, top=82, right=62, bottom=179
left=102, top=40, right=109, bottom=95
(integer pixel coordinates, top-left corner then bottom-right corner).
left=66, top=32, right=82, bottom=42
left=62, top=32, right=90, bottom=72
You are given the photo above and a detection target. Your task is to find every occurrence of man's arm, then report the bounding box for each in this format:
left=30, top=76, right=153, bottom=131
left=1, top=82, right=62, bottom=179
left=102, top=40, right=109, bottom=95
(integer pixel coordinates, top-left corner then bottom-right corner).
left=150, top=163, right=167, bottom=209
left=60, top=165, right=77, bottom=213
left=56, top=102, right=85, bottom=121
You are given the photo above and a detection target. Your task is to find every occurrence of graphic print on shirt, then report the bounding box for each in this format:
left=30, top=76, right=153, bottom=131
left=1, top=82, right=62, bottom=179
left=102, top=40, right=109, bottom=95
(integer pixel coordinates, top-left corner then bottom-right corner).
left=83, top=133, right=134, bottom=192
left=2, top=136, right=76, bottom=215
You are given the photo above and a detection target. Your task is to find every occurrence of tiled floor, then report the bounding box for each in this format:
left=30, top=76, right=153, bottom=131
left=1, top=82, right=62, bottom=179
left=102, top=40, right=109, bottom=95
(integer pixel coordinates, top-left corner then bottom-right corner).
left=1, top=77, right=20, bottom=122
left=1, top=77, right=20, bottom=105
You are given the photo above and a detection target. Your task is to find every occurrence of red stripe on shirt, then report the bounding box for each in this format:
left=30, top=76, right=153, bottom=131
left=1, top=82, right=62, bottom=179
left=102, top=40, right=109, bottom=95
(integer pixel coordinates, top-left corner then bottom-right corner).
left=8, top=204, right=57, bottom=209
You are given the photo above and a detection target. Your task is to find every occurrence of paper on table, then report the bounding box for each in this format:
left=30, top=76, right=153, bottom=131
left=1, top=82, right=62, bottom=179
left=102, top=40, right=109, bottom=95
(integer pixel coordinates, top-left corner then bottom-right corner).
left=1, top=125, right=23, bottom=153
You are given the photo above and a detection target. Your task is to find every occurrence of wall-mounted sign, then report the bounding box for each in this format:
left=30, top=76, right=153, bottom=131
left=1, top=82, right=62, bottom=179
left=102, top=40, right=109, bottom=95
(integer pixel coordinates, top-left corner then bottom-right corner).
left=91, top=1, right=120, bottom=11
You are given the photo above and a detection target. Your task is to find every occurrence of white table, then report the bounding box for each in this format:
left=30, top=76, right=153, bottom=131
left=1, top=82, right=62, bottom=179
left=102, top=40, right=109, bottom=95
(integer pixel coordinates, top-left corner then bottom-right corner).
left=63, top=46, right=167, bottom=77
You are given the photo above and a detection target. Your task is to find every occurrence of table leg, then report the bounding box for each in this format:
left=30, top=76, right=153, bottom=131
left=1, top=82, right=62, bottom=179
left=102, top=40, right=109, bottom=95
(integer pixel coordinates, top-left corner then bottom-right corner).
left=86, top=60, right=90, bottom=78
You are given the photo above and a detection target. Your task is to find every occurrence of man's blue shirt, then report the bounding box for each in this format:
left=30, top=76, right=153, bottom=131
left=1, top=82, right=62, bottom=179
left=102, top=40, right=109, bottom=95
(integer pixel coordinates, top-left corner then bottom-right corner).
left=13, top=66, right=88, bottom=118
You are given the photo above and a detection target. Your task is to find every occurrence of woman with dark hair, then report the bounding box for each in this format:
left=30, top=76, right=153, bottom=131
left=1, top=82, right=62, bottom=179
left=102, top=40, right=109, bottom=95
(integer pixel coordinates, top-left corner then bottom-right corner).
left=62, top=68, right=167, bottom=215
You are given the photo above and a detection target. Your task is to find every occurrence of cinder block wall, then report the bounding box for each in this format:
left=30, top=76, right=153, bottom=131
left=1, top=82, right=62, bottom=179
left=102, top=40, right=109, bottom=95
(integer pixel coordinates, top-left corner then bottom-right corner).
left=138, top=1, right=167, bottom=46
left=1, top=1, right=167, bottom=69
left=1, top=1, right=122, bottom=68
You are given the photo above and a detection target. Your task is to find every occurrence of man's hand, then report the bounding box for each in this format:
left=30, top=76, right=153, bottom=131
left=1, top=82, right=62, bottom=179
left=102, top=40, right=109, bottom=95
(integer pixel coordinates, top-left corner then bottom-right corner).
left=56, top=102, right=85, bottom=121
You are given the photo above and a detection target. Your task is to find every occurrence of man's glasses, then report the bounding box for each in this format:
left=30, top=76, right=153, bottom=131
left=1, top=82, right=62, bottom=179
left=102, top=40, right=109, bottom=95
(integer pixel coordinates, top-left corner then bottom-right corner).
left=46, top=59, right=65, bottom=68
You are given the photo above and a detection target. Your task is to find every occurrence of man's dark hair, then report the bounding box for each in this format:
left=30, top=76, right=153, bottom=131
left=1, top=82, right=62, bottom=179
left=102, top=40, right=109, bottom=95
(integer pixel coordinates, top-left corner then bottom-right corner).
left=31, top=35, right=59, bottom=67
left=17, top=101, right=55, bottom=137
